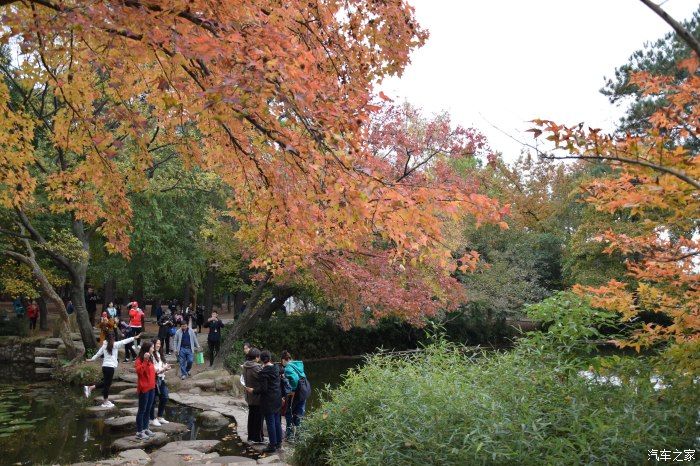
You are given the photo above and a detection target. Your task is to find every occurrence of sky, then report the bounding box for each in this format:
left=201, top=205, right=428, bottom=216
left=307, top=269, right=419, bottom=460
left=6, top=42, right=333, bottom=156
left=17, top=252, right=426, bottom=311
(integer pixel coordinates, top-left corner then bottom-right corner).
left=381, top=0, right=700, bottom=161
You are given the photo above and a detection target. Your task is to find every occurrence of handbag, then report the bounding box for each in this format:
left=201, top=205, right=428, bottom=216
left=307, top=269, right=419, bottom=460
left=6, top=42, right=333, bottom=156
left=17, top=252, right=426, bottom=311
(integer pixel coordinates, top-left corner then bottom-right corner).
left=289, top=364, right=311, bottom=402
left=195, top=351, right=205, bottom=365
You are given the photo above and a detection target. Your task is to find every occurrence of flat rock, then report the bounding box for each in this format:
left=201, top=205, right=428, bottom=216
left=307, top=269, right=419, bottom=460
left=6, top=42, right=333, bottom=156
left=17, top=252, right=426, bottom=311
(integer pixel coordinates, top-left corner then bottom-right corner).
left=256, top=455, right=281, bottom=464
left=214, top=376, right=234, bottom=391
left=189, top=387, right=203, bottom=395
left=120, top=407, right=140, bottom=416
left=113, top=398, right=139, bottom=406
left=118, top=448, right=151, bottom=462
left=110, top=381, right=136, bottom=392
left=111, top=432, right=169, bottom=452
left=42, top=337, right=63, bottom=347
left=194, top=379, right=216, bottom=390
left=190, top=456, right=257, bottom=465
left=104, top=416, right=136, bottom=429
left=119, top=372, right=138, bottom=383
left=197, top=410, right=229, bottom=428
left=192, top=369, right=230, bottom=380
left=151, top=447, right=210, bottom=462
left=120, top=387, right=138, bottom=398
left=160, top=439, right=221, bottom=454
left=85, top=405, right=120, bottom=417
left=151, top=421, right=188, bottom=435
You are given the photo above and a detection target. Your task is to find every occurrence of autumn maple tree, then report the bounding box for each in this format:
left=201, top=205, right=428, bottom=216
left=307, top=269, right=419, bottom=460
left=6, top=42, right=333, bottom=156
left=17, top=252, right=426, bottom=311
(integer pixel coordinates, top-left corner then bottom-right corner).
left=0, top=1, right=503, bottom=349
left=532, top=1, right=699, bottom=372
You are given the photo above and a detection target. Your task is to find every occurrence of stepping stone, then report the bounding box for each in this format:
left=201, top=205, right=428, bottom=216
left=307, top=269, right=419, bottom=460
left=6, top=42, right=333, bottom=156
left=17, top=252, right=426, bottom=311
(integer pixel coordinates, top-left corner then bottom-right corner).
left=35, top=367, right=52, bottom=374
left=257, top=455, right=281, bottom=464
left=120, top=387, right=138, bottom=398
left=110, top=381, right=136, bottom=392
left=194, top=379, right=216, bottom=390
left=151, top=421, right=188, bottom=435
left=35, top=347, right=58, bottom=356
left=111, top=432, right=168, bottom=452
left=120, top=407, right=139, bottom=416
left=159, top=439, right=221, bottom=454
left=113, top=398, right=138, bottom=406
left=34, top=356, right=55, bottom=365
left=42, top=338, right=63, bottom=347
left=107, top=394, right=125, bottom=401
left=190, top=456, right=257, bottom=465
left=85, top=405, right=120, bottom=417
left=104, top=416, right=136, bottom=429
left=197, top=410, right=229, bottom=428
left=117, top=448, right=151, bottom=463
left=151, top=447, right=210, bottom=462
left=192, top=369, right=230, bottom=380
left=119, top=373, right=138, bottom=383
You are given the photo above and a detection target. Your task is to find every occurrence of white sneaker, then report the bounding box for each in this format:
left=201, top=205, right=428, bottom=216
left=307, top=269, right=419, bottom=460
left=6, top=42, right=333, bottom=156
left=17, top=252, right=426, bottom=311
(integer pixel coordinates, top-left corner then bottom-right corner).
left=100, top=401, right=111, bottom=408
left=151, top=419, right=162, bottom=426
left=157, top=417, right=169, bottom=424
left=144, top=429, right=156, bottom=437
left=83, top=386, right=91, bottom=398
left=135, top=431, right=147, bottom=440
left=105, top=400, right=115, bottom=407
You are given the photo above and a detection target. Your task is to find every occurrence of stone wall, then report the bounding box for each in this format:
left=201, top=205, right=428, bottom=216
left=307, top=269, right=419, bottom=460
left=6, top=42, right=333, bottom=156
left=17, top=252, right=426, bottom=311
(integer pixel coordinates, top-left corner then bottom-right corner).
left=0, top=336, right=43, bottom=362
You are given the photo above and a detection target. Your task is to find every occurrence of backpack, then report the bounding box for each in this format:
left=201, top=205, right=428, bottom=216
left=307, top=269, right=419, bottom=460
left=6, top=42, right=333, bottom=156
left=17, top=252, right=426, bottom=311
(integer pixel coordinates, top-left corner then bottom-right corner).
left=289, top=364, right=311, bottom=402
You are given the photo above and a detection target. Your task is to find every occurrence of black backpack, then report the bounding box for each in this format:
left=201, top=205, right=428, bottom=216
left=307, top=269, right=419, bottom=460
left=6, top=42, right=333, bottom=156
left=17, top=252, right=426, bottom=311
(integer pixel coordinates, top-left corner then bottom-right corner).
left=290, top=364, right=311, bottom=402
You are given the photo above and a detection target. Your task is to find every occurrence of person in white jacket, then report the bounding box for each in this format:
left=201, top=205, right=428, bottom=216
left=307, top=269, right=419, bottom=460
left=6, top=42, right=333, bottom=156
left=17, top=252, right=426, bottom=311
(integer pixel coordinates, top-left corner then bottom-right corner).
left=84, top=332, right=141, bottom=407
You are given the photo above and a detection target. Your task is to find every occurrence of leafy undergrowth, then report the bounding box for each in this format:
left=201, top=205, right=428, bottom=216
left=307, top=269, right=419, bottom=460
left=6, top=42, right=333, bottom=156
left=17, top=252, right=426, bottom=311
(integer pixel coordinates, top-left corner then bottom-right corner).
left=292, top=338, right=697, bottom=466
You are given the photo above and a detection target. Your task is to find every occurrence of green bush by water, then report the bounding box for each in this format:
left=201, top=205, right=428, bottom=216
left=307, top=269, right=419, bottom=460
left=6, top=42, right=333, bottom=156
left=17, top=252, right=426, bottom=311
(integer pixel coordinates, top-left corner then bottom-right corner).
left=292, top=293, right=698, bottom=466
left=0, top=317, right=29, bottom=337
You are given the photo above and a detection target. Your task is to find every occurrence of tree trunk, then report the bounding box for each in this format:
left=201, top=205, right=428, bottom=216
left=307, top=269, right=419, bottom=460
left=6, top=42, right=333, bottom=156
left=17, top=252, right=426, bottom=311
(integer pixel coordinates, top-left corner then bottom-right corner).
left=38, top=297, right=48, bottom=331
left=183, top=280, right=191, bottom=307
left=133, top=271, right=144, bottom=305
left=233, top=291, right=245, bottom=317
left=71, top=278, right=96, bottom=351
left=103, top=276, right=116, bottom=306
left=204, top=267, right=215, bottom=317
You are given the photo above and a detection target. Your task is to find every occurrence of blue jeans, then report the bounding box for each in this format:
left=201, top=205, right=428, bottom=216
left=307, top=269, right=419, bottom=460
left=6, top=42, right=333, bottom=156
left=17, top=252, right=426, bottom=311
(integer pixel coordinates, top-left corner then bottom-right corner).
left=179, top=347, right=193, bottom=375
left=151, top=378, right=169, bottom=419
left=264, top=411, right=283, bottom=447
left=136, top=389, right=155, bottom=432
left=285, top=395, right=306, bottom=433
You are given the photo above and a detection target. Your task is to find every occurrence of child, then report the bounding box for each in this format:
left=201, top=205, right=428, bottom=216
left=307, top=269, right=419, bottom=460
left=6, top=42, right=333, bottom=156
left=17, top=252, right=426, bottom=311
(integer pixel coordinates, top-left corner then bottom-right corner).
left=84, top=332, right=140, bottom=407
left=135, top=342, right=157, bottom=440
left=247, top=350, right=282, bottom=453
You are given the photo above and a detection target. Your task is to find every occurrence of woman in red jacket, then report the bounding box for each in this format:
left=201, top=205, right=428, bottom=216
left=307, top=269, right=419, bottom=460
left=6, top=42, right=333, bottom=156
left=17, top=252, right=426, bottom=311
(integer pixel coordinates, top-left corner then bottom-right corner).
left=27, top=300, right=39, bottom=331
left=134, top=341, right=157, bottom=440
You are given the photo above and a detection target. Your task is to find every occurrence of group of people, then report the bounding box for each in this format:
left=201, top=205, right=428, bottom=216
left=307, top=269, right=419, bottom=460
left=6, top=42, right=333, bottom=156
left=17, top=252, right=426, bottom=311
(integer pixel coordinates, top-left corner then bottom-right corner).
left=10, top=297, right=40, bottom=330
left=83, top=300, right=229, bottom=441
left=241, top=343, right=311, bottom=453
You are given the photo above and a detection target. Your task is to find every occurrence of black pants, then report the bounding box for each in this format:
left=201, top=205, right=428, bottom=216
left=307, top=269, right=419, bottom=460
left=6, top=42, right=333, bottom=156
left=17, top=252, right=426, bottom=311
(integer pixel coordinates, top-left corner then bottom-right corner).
left=130, top=326, right=142, bottom=345
left=95, top=366, right=115, bottom=400
left=208, top=339, right=220, bottom=366
left=247, top=405, right=265, bottom=442
left=124, top=341, right=137, bottom=360
left=164, top=335, right=171, bottom=354
left=29, top=318, right=37, bottom=330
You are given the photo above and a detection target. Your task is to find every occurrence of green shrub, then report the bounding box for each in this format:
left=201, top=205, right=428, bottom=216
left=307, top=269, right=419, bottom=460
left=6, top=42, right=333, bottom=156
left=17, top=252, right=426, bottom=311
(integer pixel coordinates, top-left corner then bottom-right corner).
left=292, top=339, right=696, bottom=466
left=52, top=361, right=102, bottom=386
left=223, top=338, right=246, bottom=373
left=0, top=317, right=29, bottom=337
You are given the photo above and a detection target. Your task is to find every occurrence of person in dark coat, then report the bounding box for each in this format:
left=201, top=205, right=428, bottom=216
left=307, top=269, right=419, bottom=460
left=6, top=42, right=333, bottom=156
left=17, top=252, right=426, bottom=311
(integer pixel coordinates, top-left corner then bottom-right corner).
left=195, top=305, right=205, bottom=332
left=203, top=311, right=225, bottom=366
left=247, top=350, right=283, bottom=453
left=157, top=311, right=174, bottom=355
left=241, top=348, right=264, bottom=443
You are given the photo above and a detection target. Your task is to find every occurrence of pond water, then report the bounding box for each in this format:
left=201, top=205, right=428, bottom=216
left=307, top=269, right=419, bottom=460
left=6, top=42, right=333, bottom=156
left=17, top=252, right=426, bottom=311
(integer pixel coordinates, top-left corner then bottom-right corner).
left=0, top=358, right=361, bottom=465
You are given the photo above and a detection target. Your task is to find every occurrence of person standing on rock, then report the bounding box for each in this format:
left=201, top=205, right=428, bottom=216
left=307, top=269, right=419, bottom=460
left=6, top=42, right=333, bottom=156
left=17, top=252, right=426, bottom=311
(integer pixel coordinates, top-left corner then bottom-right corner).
left=128, top=302, right=145, bottom=349
left=242, top=347, right=265, bottom=444
left=119, top=318, right=138, bottom=362
left=173, top=321, right=200, bottom=379
left=84, top=332, right=140, bottom=407
left=135, top=341, right=157, bottom=440
left=281, top=350, right=310, bottom=440
left=157, top=311, right=174, bottom=355
left=150, top=338, right=171, bottom=427
left=195, top=305, right=205, bottom=333
left=203, top=310, right=225, bottom=367
left=26, top=300, right=39, bottom=331
left=247, top=350, right=283, bottom=453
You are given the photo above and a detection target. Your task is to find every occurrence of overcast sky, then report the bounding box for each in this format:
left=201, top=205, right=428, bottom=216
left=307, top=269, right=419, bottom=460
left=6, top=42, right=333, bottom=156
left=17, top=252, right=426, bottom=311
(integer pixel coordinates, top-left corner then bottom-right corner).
left=381, top=0, right=700, bottom=161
